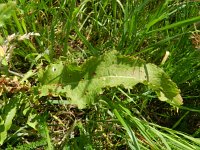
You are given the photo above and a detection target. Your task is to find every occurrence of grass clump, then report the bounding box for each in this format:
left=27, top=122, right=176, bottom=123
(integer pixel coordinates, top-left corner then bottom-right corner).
left=0, top=0, right=200, bottom=149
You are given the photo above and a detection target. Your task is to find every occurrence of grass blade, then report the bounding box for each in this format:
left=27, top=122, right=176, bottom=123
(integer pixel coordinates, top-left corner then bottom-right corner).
left=147, top=16, right=200, bottom=34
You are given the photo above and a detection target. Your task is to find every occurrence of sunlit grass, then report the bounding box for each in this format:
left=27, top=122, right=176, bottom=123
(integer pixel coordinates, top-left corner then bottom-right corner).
left=0, top=0, right=200, bottom=149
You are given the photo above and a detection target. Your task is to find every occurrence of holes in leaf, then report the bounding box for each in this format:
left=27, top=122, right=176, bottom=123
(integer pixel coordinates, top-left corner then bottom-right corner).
left=52, top=67, right=57, bottom=72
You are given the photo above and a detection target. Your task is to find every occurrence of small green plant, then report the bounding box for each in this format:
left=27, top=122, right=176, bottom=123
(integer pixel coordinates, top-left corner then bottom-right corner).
left=6, top=139, right=46, bottom=150
left=0, top=1, right=16, bottom=28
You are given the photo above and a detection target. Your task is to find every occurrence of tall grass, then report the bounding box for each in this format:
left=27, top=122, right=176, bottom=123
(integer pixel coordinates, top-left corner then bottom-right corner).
left=0, top=0, right=200, bottom=149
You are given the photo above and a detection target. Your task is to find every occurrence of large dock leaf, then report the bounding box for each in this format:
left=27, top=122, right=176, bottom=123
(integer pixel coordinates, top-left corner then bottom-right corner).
left=38, top=51, right=183, bottom=109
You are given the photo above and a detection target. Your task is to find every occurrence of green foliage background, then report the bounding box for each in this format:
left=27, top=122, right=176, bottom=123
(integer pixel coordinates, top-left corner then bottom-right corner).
left=0, top=0, right=200, bottom=149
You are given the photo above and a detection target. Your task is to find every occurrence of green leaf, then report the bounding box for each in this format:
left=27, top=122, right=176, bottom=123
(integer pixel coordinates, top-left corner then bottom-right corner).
left=0, top=98, right=18, bottom=145
left=26, top=111, right=38, bottom=130
left=38, top=50, right=183, bottom=109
